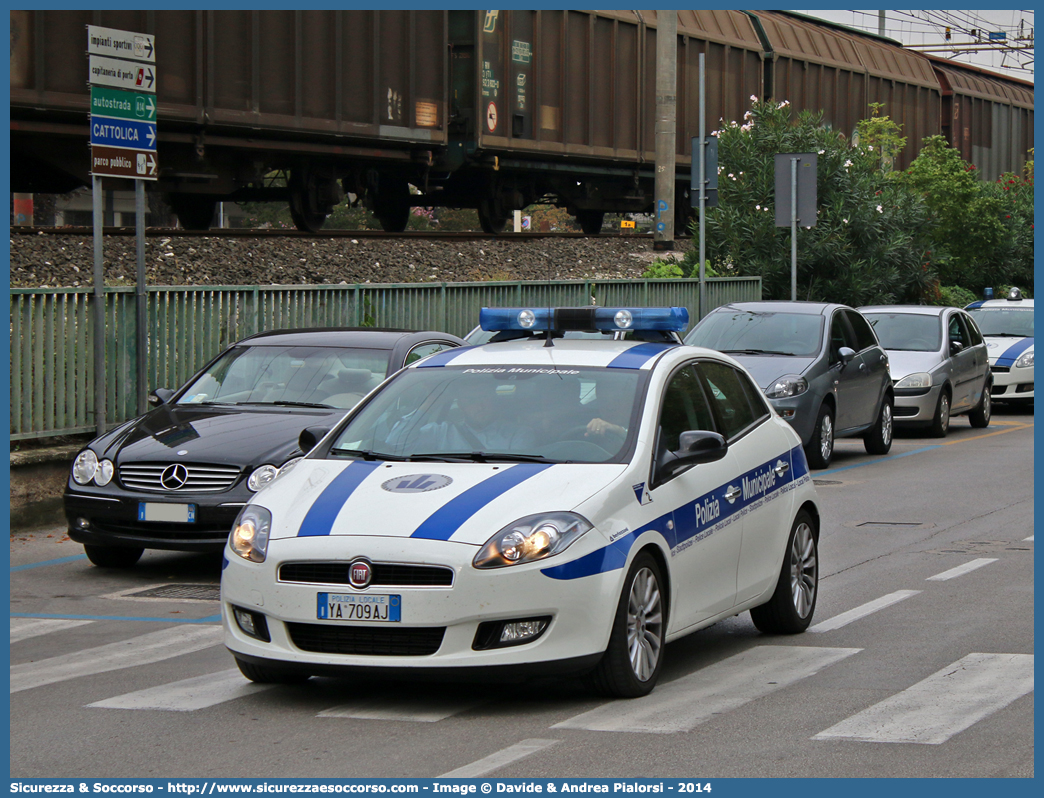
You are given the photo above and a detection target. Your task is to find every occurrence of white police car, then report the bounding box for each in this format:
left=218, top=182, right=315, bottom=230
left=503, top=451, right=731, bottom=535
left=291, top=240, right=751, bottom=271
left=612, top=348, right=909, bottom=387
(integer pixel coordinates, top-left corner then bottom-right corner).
left=221, top=307, right=821, bottom=697
left=966, top=288, right=1034, bottom=404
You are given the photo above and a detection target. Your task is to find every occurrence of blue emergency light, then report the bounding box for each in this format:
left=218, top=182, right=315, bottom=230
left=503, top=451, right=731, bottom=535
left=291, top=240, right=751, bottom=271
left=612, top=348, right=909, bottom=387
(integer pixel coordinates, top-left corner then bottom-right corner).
left=479, top=306, right=689, bottom=333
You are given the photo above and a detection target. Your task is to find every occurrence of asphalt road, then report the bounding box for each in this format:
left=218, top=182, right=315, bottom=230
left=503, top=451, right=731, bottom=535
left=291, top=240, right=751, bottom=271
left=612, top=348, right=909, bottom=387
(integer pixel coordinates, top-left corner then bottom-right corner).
left=9, top=406, right=1034, bottom=779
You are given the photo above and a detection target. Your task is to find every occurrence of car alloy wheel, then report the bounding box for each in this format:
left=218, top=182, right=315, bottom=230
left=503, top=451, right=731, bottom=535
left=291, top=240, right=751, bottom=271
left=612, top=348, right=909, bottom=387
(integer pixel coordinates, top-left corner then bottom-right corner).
left=626, top=565, right=664, bottom=682
left=750, top=510, right=819, bottom=634
left=789, top=520, right=818, bottom=619
left=819, top=413, right=834, bottom=462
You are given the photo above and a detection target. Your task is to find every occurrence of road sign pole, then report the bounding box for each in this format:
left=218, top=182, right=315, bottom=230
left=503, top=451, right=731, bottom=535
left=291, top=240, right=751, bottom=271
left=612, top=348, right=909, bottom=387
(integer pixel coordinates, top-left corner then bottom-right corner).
left=791, top=157, right=798, bottom=302
left=698, top=53, right=706, bottom=321
left=136, top=180, right=147, bottom=414
left=93, top=175, right=106, bottom=437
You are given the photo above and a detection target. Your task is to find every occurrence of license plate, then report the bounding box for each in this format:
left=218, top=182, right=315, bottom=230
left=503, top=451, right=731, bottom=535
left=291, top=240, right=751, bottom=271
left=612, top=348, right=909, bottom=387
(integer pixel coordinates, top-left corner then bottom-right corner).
left=138, top=502, right=196, bottom=523
left=317, top=592, right=401, bottom=622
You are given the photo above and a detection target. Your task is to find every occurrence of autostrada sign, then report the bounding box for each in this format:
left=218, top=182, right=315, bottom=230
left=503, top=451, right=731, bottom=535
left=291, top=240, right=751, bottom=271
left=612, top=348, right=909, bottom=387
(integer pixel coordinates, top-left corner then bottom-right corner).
left=87, top=25, right=159, bottom=181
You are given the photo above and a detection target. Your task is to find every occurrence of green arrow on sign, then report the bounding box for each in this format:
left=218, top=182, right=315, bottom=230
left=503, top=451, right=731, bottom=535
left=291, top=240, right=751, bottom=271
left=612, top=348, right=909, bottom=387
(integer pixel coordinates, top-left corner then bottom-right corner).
left=90, top=86, right=157, bottom=123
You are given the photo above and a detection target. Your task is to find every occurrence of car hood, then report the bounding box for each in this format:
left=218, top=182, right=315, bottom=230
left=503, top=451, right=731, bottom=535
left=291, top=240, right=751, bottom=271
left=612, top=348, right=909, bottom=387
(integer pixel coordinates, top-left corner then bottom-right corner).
left=983, top=336, right=1033, bottom=366
left=884, top=350, right=943, bottom=380
left=725, top=355, right=819, bottom=389
left=257, top=459, right=627, bottom=545
left=95, top=404, right=347, bottom=468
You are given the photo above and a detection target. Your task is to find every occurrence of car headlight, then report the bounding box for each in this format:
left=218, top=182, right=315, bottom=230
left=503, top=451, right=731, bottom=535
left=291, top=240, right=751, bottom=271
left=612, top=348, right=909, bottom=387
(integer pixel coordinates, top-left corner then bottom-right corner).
left=247, top=464, right=279, bottom=492
left=765, top=375, right=808, bottom=399
left=1015, top=350, right=1034, bottom=369
left=895, top=372, right=932, bottom=389
left=473, top=512, right=592, bottom=569
left=72, top=450, right=98, bottom=485
left=94, top=459, right=115, bottom=486
left=278, top=456, right=303, bottom=476
left=230, top=505, right=272, bottom=563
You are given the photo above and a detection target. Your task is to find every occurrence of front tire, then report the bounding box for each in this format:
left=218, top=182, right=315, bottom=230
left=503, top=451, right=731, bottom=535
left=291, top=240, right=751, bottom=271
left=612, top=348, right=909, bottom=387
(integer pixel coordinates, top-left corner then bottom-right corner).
left=929, top=390, right=951, bottom=438
left=750, top=510, right=818, bottom=634
left=235, top=657, right=311, bottom=685
left=804, top=404, right=834, bottom=469
left=969, top=384, right=992, bottom=428
left=589, top=552, right=666, bottom=698
left=863, top=395, right=893, bottom=454
left=83, top=544, right=143, bottom=569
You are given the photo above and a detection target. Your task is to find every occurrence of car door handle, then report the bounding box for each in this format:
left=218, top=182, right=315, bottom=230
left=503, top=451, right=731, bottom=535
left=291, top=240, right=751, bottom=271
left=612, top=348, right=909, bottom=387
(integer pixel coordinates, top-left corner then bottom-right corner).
left=724, top=486, right=741, bottom=502
left=859, top=363, right=867, bottom=372
left=775, top=461, right=790, bottom=478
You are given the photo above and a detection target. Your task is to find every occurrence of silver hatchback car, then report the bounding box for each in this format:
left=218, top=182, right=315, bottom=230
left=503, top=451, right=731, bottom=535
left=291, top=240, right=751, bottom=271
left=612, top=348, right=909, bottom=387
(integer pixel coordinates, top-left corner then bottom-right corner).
left=859, top=306, right=991, bottom=436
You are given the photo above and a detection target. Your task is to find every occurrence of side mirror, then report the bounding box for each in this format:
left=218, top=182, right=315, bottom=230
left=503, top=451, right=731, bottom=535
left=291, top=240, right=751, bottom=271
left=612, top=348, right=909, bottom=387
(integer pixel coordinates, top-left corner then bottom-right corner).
left=837, top=347, right=857, bottom=366
left=656, top=430, right=728, bottom=483
left=298, top=426, right=331, bottom=454
left=950, top=341, right=964, bottom=355
left=148, top=388, right=174, bottom=407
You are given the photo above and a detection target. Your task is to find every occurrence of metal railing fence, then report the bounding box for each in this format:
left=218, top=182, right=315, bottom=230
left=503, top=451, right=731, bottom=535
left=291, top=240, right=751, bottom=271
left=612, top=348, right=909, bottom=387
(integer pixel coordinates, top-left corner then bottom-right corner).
left=10, top=276, right=760, bottom=441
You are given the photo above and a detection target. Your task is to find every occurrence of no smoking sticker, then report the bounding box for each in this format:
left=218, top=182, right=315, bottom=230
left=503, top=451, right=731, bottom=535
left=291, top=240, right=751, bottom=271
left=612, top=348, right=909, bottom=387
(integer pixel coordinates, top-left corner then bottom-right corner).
left=486, top=102, right=498, bottom=132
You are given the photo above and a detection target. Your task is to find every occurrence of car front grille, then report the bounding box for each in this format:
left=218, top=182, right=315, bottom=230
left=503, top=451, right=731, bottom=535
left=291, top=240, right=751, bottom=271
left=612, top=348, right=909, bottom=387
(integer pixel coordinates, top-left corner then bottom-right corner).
left=279, top=562, right=454, bottom=587
left=119, top=463, right=242, bottom=492
left=286, top=623, right=445, bottom=656
left=893, top=406, right=918, bottom=417
left=991, top=366, right=1010, bottom=373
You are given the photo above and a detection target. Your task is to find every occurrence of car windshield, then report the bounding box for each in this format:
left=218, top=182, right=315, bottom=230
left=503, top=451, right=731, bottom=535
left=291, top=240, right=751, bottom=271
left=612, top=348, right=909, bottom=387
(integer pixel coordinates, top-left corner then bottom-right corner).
left=863, top=313, right=942, bottom=351
left=965, top=307, right=1034, bottom=337
left=328, top=365, right=643, bottom=464
left=685, top=309, right=824, bottom=357
left=178, top=345, right=391, bottom=409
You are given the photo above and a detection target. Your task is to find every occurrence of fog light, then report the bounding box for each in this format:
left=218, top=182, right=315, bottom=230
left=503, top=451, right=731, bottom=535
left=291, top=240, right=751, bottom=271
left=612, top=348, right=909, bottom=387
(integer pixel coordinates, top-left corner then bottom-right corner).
left=233, top=606, right=271, bottom=642
left=472, top=616, right=552, bottom=650
left=76, top=517, right=90, bottom=530
left=778, top=408, right=796, bottom=419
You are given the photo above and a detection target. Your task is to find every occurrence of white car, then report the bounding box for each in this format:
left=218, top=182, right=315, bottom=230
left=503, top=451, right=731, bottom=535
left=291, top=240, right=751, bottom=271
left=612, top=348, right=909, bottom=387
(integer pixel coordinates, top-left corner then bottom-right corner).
left=966, top=288, right=1034, bottom=405
left=221, top=307, right=822, bottom=697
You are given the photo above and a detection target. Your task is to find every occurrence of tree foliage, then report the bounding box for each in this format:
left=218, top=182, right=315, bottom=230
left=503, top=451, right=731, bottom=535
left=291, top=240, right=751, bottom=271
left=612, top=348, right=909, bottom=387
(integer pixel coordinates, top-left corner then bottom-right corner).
left=701, top=99, right=934, bottom=306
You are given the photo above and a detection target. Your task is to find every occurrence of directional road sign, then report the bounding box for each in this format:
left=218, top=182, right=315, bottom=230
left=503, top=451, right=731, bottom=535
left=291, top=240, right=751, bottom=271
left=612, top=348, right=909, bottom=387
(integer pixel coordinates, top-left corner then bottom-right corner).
left=89, top=54, right=156, bottom=93
left=87, top=25, right=155, bottom=63
left=91, top=86, right=156, bottom=123
left=91, top=116, right=157, bottom=151
left=90, top=146, right=158, bottom=181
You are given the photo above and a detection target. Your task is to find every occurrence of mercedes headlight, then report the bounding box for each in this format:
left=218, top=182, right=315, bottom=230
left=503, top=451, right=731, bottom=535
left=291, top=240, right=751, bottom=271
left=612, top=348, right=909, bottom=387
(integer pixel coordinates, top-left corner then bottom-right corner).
left=72, top=450, right=99, bottom=485
left=94, top=459, right=115, bottom=486
left=473, top=512, right=592, bottom=569
left=1015, top=350, right=1034, bottom=369
left=895, top=372, right=932, bottom=389
left=230, top=505, right=272, bottom=563
left=766, top=375, right=808, bottom=399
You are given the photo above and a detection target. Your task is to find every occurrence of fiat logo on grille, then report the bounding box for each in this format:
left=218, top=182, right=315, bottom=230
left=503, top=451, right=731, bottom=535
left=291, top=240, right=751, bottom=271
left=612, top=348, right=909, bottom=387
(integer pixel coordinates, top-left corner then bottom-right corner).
left=160, top=463, right=189, bottom=490
left=349, top=559, right=373, bottom=588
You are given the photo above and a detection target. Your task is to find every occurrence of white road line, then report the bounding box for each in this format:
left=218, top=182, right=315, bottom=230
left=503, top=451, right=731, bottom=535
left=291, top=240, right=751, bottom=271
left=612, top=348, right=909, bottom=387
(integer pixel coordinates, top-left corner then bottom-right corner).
left=1024, top=535, right=1034, bottom=542
left=439, top=739, right=559, bottom=778
left=10, top=624, right=223, bottom=694
left=319, top=695, right=486, bottom=722
left=88, top=669, right=274, bottom=711
left=813, top=652, right=1034, bottom=744
left=553, top=645, right=860, bottom=734
left=808, top=590, right=921, bottom=633
left=10, top=617, right=94, bottom=644
left=926, top=558, right=997, bottom=581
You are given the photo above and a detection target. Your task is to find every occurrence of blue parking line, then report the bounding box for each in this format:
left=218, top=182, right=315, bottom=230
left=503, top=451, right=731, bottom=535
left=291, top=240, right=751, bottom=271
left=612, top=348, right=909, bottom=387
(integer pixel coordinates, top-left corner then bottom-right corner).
left=10, top=554, right=88, bottom=572
left=11, top=612, right=222, bottom=624
left=817, top=445, right=943, bottom=477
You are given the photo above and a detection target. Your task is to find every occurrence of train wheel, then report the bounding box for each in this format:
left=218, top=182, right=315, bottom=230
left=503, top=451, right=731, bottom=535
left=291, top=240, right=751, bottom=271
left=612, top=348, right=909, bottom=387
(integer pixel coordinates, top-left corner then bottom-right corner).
left=478, top=198, right=509, bottom=234
left=289, top=170, right=337, bottom=233
left=576, top=211, right=604, bottom=235
left=374, top=178, right=411, bottom=232
left=169, top=194, right=217, bottom=230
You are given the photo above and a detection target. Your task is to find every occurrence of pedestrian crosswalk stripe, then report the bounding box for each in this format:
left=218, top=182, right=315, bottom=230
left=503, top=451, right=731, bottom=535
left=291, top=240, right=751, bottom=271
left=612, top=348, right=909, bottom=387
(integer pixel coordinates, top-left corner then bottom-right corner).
left=1023, top=535, right=1033, bottom=542
left=439, top=739, right=559, bottom=777
left=10, top=624, right=223, bottom=694
left=926, top=558, right=997, bottom=581
left=552, top=645, right=861, bottom=733
left=812, top=652, right=1033, bottom=744
left=88, top=669, right=274, bottom=711
left=808, top=591, right=921, bottom=633
left=319, top=695, right=486, bottom=722
left=10, top=617, right=94, bottom=644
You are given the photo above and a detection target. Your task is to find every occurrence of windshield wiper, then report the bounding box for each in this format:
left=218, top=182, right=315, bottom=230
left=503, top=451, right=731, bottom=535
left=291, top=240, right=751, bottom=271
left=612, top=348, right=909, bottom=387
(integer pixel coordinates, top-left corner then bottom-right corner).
left=329, top=448, right=409, bottom=461
left=721, top=348, right=798, bottom=356
left=410, top=452, right=554, bottom=464
left=271, top=400, right=334, bottom=408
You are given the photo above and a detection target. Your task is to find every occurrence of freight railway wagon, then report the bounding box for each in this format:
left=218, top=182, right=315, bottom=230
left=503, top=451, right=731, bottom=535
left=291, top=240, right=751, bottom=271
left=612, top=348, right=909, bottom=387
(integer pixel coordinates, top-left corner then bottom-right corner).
left=10, top=9, right=1034, bottom=233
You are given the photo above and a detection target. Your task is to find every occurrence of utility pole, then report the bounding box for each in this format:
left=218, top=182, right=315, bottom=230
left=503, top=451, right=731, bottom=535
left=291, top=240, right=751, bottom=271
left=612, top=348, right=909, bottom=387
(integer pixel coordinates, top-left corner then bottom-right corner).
left=653, top=10, right=677, bottom=251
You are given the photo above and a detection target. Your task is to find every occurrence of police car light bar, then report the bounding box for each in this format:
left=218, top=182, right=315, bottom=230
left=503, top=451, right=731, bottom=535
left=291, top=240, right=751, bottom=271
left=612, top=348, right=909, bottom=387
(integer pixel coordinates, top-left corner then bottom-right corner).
left=479, top=306, right=689, bottom=333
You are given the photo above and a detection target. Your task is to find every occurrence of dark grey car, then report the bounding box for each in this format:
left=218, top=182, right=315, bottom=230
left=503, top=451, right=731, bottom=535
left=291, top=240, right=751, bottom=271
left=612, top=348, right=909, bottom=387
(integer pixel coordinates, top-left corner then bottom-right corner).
left=859, top=305, right=991, bottom=436
left=684, top=302, right=893, bottom=469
